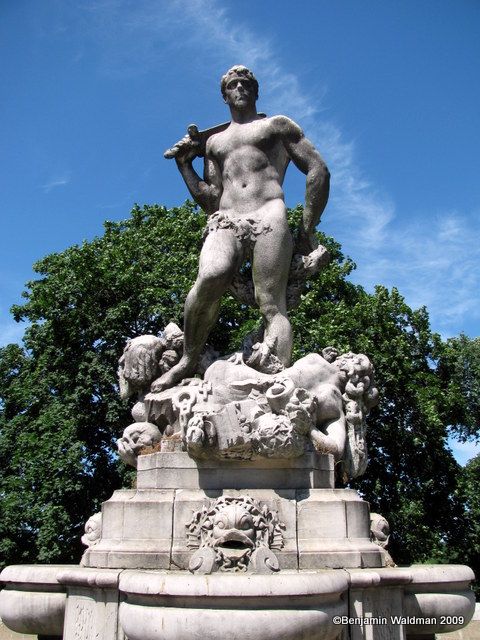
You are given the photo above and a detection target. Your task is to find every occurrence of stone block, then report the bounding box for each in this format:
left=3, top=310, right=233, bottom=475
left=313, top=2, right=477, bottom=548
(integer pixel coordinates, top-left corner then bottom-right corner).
left=136, top=451, right=334, bottom=490
left=58, top=568, right=124, bottom=640
left=83, top=490, right=174, bottom=570
left=101, top=490, right=135, bottom=540
left=297, top=489, right=384, bottom=569
left=349, top=583, right=405, bottom=639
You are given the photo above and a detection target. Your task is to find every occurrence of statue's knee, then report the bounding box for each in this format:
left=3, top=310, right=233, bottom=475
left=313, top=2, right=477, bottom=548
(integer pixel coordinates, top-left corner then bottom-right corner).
left=195, top=270, right=230, bottom=298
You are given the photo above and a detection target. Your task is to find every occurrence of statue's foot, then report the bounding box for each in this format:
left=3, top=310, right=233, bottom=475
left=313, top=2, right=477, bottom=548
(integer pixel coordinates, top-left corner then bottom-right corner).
left=150, top=357, right=195, bottom=392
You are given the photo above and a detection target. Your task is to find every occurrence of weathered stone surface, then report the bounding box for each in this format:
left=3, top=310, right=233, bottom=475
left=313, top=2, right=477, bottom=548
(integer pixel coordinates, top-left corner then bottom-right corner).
left=172, top=489, right=297, bottom=572
left=345, top=565, right=476, bottom=639
left=126, top=347, right=378, bottom=481
left=118, top=570, right=348, bottom=640
left=0, top=565, right=68, bottom=637
left=57, top=568, right=123, bottom=640
left=403, top=565, right=476, bottom=636
left=297, top=489, right=386, bottom=569
left=80, top=481, right=388, bottom=572
left=136, top=450, right=334, bottom=489
left=1, top=564, right=476, bottom=639
left=82, top=490, right=174, bottom=569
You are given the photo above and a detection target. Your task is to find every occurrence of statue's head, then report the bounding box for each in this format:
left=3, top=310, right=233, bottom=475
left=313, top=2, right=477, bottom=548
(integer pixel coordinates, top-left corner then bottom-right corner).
left=118, top=334, right=164, bottom=399
left=220, top=65, right=259, bottom=104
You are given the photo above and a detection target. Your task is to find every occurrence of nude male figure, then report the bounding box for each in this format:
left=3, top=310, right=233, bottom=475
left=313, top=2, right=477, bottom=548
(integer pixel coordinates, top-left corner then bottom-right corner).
left=153, top=65, right=330, bottom=391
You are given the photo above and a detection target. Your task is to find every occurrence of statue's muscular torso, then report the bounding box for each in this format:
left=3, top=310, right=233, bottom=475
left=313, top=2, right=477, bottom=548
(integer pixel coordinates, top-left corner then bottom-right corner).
left=207, top=116, right=294, bottom=217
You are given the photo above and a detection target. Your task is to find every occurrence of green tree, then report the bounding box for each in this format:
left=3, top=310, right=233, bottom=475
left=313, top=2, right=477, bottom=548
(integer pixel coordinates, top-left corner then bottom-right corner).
left=437, top=334, right=480, bottom=440
left=0, top=202, right=478, bottom=573
left=452, top=454, right=480, bottom=594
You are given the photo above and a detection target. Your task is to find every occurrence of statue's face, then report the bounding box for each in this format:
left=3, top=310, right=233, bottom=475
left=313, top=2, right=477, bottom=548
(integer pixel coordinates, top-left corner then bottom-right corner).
left=223, top=76, right=256, bottom=110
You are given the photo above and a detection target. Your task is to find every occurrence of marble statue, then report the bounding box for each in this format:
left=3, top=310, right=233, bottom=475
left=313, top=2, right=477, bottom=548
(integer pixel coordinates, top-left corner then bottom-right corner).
left=154, top=65, right=330, bottom=391
left=112, top=67, right=381, bottom=480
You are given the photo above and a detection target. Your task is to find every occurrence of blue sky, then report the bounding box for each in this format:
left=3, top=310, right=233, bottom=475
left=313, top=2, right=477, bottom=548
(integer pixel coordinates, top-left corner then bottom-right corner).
left=1, top=1, right=479, bottom=463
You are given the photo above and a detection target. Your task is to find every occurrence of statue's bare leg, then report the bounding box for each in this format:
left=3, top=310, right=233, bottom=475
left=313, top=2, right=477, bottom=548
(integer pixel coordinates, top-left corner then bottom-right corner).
left=151, top=228, right=243, bottom=391
left=252, top=201, right=293, bottom=366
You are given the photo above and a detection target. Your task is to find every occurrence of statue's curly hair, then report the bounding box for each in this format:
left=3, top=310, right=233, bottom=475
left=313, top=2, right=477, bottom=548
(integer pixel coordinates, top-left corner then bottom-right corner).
left=220, top=65, right=259, bottom=100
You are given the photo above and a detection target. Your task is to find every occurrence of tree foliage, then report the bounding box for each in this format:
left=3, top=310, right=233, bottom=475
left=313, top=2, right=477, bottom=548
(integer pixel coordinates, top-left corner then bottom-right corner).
left=437, top=335, right=480, bottom=440
left=452, top=454, right=480, bottom=591
left=0, top=202, right=478, bottom=579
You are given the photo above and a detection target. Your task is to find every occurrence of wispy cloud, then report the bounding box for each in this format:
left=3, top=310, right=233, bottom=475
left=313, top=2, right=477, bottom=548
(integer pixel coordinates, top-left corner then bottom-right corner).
left=80, top=0, right=477, bottom=337
left=41, top=173, right=71, bottom=193
left=352, top=210, right=480, bottom=336
left=165, top=0, right=477, bottom=336
left=80, top=0, right=394, bottom=243
left=140, top=0, right=395, bottom=247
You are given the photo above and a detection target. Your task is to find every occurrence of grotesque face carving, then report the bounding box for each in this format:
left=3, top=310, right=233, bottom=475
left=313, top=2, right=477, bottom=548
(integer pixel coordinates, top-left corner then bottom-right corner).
left=121, top=422, right=161, bottom=451
left=116, top=422, right=162, bottom=467
left=186, top=496, right=285, bottom=572
left=81, top=512, right=102, bottom=547
left=212, top=504, right=255, bottom=552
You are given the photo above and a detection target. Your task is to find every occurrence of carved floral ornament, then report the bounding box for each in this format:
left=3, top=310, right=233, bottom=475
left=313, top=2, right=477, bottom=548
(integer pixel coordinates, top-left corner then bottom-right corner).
left=186, top=496, right=285, bottom=574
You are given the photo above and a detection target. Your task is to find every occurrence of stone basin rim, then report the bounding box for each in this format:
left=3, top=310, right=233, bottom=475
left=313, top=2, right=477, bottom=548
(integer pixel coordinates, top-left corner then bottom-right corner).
left=119, top=569, right=349, bottom=598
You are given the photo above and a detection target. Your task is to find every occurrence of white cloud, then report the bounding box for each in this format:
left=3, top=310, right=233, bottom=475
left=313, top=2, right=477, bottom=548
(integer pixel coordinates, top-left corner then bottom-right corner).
left=41, top=174, right=71, bottom=193
left=351, top=211, right=480, bottom=336
left=164, top=0, right=396, bottom=248
left=82, top=0, right=395, bottom=243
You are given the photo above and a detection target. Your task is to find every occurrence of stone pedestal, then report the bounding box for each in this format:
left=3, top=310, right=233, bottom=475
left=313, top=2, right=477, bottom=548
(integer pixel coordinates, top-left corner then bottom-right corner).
left=0, top=447, right=476, bottom=640
left=82, top=451, right=386, bottom=571
left=136, top=450, right=335, bottom=489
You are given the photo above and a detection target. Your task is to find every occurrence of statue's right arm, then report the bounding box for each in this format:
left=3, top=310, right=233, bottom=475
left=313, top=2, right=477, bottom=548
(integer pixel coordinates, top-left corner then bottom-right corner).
left=310, top=386, right=346, bottom=460
left=175, top=146, right=222, bottom=215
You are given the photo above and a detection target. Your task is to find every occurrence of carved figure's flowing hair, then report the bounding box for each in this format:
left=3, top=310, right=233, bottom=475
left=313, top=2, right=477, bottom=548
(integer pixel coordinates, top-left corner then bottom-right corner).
left=334, top=352, right=379, bottom=479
